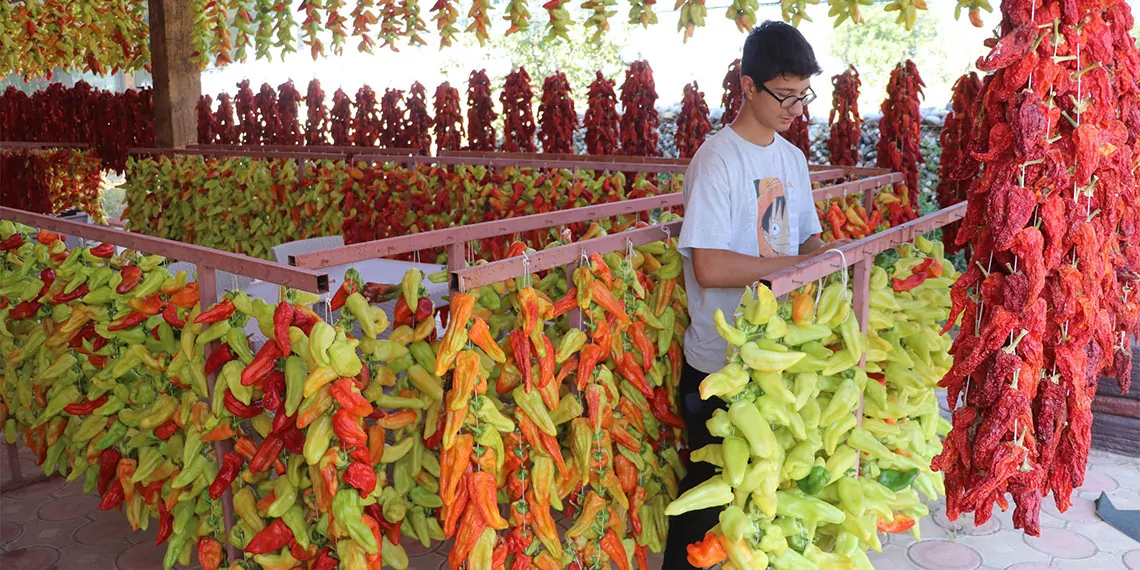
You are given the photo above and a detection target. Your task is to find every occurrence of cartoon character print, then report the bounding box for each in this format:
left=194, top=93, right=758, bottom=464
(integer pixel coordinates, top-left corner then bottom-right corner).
left=755, top=177, right=792, bottom=257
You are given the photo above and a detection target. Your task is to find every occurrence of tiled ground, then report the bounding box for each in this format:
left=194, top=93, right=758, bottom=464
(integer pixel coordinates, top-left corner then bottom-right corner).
left=2, top=443, right=1137, bottom=569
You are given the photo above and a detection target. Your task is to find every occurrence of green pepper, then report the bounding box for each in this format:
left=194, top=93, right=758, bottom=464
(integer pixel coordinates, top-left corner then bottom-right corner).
left=775, top=489, right=846, bottom=526
left=332, top=490, right=379, bottom=554
left=877, top=468, right=920, bottom=492
left=131, top=446, right=165, bottom=483
left=721, top=436, right=749, bottom=486
left=698, top=362, right=750, bottom=400
left=473, top=396, right=515, bottom=432
left=281, top=505, right=309, bottom=549
left=837, top=476, right=866, bottom=516
left=267, top=476, right=297, bottom=517
left=94, top=420, right=128, bottom=450
left=823, top=415, right=857, bottom=456
left=304, top=414, right=333, bottom=465
left=328, top=339, right=362, bottom=377
left=664, top=475, right=734, bottom=516
left=690, top=443, right=725, bottom=467
left=706, top=409, right=735, bottom=438
left=727, top=400, right=776, bottom=458
left=373, top=393, right=428, bottom=410
left=225, top=327, right=254, bottom=364
left=512, top=386, right=557, bottom=436
left=718, top=505, right=754, bottom=543
left=283, top=356, right=306, bottom=416
left=408, top=507, right=432, bottom=548
left=796, top=466, right=829, bottom=496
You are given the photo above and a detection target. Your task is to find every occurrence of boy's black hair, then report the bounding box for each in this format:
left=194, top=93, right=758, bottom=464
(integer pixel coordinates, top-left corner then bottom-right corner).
left=741, top=21, right=822, bottom=87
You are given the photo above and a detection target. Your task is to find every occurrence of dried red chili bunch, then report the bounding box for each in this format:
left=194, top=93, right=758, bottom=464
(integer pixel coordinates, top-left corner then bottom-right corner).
left=432, top=82, right=464, bottom=152
left=620, top=60, right=660, bottom=156
left=827, top=66, right=862, bottom=166
left=406, top=82, right=433, bottom=155
left=379, top=88, right=408, bottom=148
left=277, top=80, right=304, bottom=146
left=353, top=86, right=382, bottom=147
left=466, top=69, right=498, bottom=151
left=500, top=67, right=538, bottom=152
left=675, top=82, right=712, bottom=158
left=936, top=0, right=1140, bottom=539
left=196, top=95, right=215, bottom=144
left=214, top=93, right=239, bottom=145
left=329, top=88, right=354, bottom=145
left=304, top=80, right=329, bottom=145
left=234, top=80, right=259, bottom=145
left=721, top=58, right=743, bottom=124
left=255, top=83, right=282, bottom=144
left=785, top=106, right=811, bottom=158
left=936, top=71, right=982, bottom=254
left=876, top=60, right=925, bottom=206
left=538, top=72, right=577, bottom=154
left=585, top=71, right=620, bottom=155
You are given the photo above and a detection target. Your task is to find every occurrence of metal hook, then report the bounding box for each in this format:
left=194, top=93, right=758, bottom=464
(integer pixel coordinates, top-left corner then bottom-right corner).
left=662, top=224, right=671, bottom=248
left=521, top=250, right=531, bottom=289
left=626, top=238, right=634, bottom=261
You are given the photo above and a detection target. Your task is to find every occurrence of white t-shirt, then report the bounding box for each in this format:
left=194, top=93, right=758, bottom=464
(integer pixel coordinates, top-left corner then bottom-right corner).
left=678, top=127, right=823, bottom=374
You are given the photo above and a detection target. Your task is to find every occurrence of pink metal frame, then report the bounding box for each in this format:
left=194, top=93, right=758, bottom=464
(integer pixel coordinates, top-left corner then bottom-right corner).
left=762, top=202, right=966, bottom=297
left=0, top=207, right=329, bottom=292
left=0, top=141, right=92, bottom=150
left=129, top=147, right=350, bottom=161
left=450, top=221, right=684, bottom=291
left=292, top=170, right=902, bottom=270
left=0, top=206, right=336, bottom=560
left=189, top=144, right=426, bottom=157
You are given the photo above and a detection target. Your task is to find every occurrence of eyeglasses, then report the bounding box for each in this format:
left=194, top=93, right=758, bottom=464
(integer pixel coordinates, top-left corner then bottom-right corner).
left=759, top=84, right=816, bottom=109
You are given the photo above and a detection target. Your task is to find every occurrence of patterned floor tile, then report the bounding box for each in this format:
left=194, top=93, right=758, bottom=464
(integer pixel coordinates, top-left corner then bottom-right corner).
left=0, top=545, right=61, bottom=570
left=57, top=543, right=117, bottom=568
left=932, top=505, right=1003, bottom=537
left=1, top=475, right=67, bottom=501
left=1022, top=527, right=1098, bottom=560
left=1063, top=520, right=1140, bottom=556
left=867, top=544, right=916, bottom=567
left=0, top=521, right=23, bottom=549
left=116, top=540, right=167, bottom=570
left=1077, top=470, right=1119, bottom=495
left=2, top=516, right=86, bottom=553
left=908, top=540, right=983, bottom=570
left=1040, top=496, right=1100, bottom=524
left=954, top=532, right=1053, bottom=567
left=1123, top=549, right=1140, bottom=570
left=38, top=494, right=101, bottom=521
left=1004, top=563, right=1061, bottom=570
left=73, top=515, right=137, bottom=546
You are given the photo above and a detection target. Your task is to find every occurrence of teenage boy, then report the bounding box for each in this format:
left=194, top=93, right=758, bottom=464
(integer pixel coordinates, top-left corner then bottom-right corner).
left=665, top=21, right=849, bottom=568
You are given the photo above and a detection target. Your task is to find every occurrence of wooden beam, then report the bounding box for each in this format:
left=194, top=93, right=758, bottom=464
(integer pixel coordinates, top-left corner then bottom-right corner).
left=147, top=0, right=201, bottom=148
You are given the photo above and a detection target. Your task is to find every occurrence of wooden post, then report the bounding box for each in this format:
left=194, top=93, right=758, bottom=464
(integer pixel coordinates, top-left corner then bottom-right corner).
left=147, top=0, right=201, bottom=148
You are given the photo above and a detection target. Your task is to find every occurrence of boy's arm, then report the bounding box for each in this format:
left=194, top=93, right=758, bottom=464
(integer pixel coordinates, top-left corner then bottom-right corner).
left=691, top=248, right=810, bottom=288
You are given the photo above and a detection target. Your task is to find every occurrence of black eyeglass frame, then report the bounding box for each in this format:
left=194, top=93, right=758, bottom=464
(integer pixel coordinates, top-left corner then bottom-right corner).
left=758, top=84, right=817, bottom=109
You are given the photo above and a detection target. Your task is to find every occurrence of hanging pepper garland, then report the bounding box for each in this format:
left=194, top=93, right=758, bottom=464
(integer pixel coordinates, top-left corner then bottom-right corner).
left=620, top=61, right=660, bottom=157
left=304, top=80, right=330, bottom=145
left=936, top=0, right=1140, bottom=538
left=379, top=88, right=408, bottom=149
left=936, top=71, right=983, bottom=254
left=196, top=95, right=215, bottom=145
left=330, top=88, right=355, bottom=146
left=255, top=83, right=282, bottom=145
left=538, top=72, right=577, bottom=154
left=235, top=81, right=259, bottom=145
left=785, top=106, right=812, bottom=158
left=585, top=71, right=621, bottom=156
left=827, top=66, right=862, bottom=166
left=467, top=70, right=498, bottom=151
left=432, top=0, right=461, bottom=48
left=721, top=59, right=744, bottom=125
left=0, top=82, right=153, bottom=173
left=214, top=93, right=239, bottom=145
left=675, top=82, right=712, bottom=159
left=407, top=82, right=433, bottom=155
left=353, top=86, right=382, bottom=147
left=501, top=67, right=538, bottom=153
left=875, top=60, right=924, bottom=223
left=277, top=80, right=304, bottom=146
left=433, top=82, right=465, bottom=152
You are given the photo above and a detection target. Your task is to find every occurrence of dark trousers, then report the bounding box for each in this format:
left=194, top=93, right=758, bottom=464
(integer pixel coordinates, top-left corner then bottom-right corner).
left=662, top=358, right=729, bottom=570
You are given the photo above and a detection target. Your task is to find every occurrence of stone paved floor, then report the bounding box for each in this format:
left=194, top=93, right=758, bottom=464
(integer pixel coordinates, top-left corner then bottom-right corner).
left=2, top=443, right=1137, bottom=570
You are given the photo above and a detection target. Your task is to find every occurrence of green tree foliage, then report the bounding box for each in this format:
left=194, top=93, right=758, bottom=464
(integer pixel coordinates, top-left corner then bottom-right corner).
left=829, top=5, right=955, bottom=112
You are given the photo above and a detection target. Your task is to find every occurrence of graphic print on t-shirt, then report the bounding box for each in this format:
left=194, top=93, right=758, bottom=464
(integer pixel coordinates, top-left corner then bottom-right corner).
left=755, top=177, right=792, bottom=257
